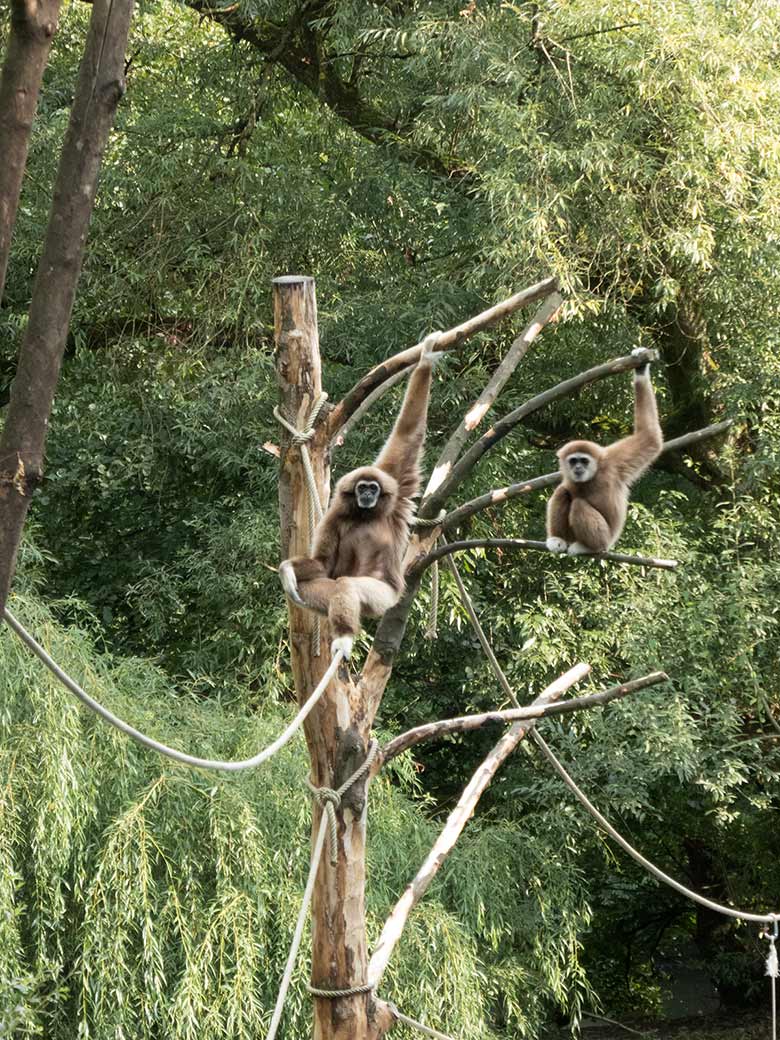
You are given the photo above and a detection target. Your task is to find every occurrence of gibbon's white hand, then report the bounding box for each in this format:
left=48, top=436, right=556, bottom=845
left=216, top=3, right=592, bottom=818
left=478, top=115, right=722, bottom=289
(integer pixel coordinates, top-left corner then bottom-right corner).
left=279, top=561, right=305, bottom=607
left=331, top=635, right=354, bottom=659
left=420, top=330, right=445, bottom=364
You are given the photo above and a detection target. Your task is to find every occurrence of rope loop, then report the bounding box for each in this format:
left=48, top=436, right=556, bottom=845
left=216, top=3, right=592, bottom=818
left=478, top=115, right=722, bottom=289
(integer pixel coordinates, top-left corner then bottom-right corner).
left=307, top=981, right=373, bottom=998
left=273, top=392, right=329, bottom=446
left=306, top=739, right=379, bottom=865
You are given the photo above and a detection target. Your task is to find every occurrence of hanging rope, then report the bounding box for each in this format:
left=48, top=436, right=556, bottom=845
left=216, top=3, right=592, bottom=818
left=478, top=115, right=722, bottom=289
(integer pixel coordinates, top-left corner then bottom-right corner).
left=274, top=392, right=328, bottom=655
left=3, top=607, right=341, bottom=773
left=764, top=920, right=779, bottom=1040
left=443, top=543, right=780, bottom=926
left=266, top=739, right=379, bottom=1040
left=411, top=513, right=446, bottom=641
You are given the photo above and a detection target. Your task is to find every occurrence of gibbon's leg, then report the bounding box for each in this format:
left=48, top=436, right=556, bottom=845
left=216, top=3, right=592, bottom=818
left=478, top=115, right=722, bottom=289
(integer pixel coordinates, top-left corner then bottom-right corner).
left=546, top=484, right=571, bottom=552
left=607, top=350, right=663, bottom=484
left=374, top=331, right=442, bottom=500
left=328, top=577, right=399, bottom=658
left=567, top=498, right=613, bottom=554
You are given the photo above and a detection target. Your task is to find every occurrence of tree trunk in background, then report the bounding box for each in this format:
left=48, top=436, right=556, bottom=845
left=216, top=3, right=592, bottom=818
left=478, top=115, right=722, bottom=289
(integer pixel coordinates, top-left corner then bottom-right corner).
left=274, top=276, right=393, bottom=1040
left=0, top=0, right=135, bottom=613
left=0, top=0, right=62, bottom=302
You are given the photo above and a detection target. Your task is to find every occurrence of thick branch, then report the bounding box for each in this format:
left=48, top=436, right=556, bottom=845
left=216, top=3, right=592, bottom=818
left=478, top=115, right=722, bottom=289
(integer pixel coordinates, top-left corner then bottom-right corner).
left=420, top=348, right=656, bottom=518
left=441, top=419, right=734, bottom=531
left=0, top=0, right=133, bottom=613
left=0, top=0, right=62, bottom=300
left=326, top=277, right=558, bottom=436
left=382, top=671, right=668, bottom=763
left=409, top=539, right=678, bottom=577
left=368, top=662, right=590, bottom=987
left=424, top=291, right=562, bottom=498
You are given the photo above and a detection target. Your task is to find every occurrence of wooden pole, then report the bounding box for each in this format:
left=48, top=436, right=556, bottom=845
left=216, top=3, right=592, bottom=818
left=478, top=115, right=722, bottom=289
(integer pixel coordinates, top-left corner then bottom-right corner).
left=274, top=276, right=392, bottom=1040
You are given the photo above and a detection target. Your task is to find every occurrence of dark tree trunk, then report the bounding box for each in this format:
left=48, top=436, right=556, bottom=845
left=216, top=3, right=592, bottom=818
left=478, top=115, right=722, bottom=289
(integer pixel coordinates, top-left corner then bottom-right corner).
left=0, top=0, right=63, bottom=302
left=0, top=0, right=135, bottom=612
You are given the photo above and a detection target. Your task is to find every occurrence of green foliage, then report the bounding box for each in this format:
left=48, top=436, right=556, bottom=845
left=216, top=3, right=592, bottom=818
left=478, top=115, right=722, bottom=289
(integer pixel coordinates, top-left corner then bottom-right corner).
left=4, top=0, right=780, bottom=1033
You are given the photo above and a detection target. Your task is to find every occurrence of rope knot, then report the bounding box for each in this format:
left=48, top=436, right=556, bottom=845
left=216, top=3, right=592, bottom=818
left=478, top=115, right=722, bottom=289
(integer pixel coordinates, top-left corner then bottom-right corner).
left=306, top=739, right=379, bottom=865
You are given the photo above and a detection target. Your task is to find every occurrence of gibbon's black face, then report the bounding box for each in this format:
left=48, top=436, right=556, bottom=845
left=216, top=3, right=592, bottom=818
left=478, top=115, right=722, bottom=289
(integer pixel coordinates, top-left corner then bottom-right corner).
left=355, top=479, right=381, bottom=510
left=565, top=452, right=598, bottom=483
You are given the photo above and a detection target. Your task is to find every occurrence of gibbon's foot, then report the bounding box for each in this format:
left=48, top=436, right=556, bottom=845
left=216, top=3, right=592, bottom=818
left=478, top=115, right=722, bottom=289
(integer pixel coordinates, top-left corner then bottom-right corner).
left=546, top=536, right=568, bottom=553
left=567, top=542, right=593, bottom=556
left=331, top=635, right=354, bottom=659
left=279, top=561, right=305, bottom=607
left=631, top=347, right=651, bottom=378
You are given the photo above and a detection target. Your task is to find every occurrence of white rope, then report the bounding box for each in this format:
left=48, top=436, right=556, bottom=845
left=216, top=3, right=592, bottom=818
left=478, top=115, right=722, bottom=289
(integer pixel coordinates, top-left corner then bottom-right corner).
left=267, top=740, right=379, bottom=1039
left=389, top=1004, right=459, bottom=1040
left=3, top=607, right=341, bottom=773
left=274, top=393, right=328, bottom=655
left=764, top=921, right=778, bottom=1040
left=444, top=551, right=780, bottom=927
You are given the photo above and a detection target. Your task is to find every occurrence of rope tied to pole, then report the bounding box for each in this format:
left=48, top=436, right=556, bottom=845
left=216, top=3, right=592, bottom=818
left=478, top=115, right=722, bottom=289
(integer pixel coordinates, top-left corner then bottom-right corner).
left=306, top=738, right=380, bottom=866
left=266, top=739, right=380, bottom=1038
left=274, top=392, right=328, bottom=654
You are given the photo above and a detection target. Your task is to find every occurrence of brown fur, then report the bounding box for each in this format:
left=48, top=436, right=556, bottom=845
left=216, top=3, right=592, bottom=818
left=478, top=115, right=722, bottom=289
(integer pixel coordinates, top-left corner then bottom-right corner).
left=546, top=369, right=663, bottom=552
left=282, top=352, right=435, bottom=643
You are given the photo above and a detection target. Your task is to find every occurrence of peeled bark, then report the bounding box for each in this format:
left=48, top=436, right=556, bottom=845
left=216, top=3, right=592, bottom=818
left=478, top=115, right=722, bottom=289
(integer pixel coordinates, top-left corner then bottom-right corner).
left=0, top=0, right=62, bottom=301
left=0, top=0, right=135, bottom=612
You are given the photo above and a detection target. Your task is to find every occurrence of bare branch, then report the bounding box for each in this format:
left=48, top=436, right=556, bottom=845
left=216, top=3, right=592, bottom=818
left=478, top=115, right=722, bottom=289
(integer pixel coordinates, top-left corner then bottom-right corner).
left=326, top=277, right=559, bottom=436
left=440, top=419, right=734, bottom=531
left=331, top=364, right=410, bottom=451
left=423, top=292, right=563, bottom=496
left=408, top=538, right=678, bottom=577
left=382, top=672, right=668, bottom=763
left=419, top=348, right=656, bottom=519
left=367, top=662, right=591, bottom=987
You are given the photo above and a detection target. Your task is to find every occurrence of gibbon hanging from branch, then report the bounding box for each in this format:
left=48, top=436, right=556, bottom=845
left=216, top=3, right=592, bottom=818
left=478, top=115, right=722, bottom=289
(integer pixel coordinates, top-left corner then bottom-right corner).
left=279, top=332, right=442, bottom=658
left=546, top=349, right=663, bottom=555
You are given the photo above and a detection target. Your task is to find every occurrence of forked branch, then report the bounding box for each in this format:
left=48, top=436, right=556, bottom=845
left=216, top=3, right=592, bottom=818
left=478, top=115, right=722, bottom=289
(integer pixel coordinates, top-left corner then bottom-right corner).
left=382, top=671, right=668, bottom=763
left=326, top=276, right=558, bottom=436
left=408, top=538, right=679, bottom=577
left=367, top=662, right=591, bottom=987
left=423, top=291, right=563, bottom=496
left=440, top=419, right=734, bottom=531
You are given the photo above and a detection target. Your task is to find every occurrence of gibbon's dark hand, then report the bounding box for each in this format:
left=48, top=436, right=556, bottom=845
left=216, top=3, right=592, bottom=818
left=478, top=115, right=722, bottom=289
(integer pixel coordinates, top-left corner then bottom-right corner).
left=631, top=346, right=651, bottom=378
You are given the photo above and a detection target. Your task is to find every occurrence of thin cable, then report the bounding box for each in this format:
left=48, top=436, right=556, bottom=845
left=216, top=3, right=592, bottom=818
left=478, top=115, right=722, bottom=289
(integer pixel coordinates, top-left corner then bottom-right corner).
left=3, top=607, right=341, bottom=773
left=531, top=728, right=780, bottom=925
left=444, top=551, right=780, bottom=927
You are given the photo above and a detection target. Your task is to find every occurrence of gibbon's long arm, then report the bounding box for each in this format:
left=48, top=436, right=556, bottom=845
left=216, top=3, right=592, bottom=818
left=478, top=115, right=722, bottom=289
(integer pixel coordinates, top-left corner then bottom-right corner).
left=374, top=333, right=441, bottom=499
left=606, top=363, right=663, bottom=485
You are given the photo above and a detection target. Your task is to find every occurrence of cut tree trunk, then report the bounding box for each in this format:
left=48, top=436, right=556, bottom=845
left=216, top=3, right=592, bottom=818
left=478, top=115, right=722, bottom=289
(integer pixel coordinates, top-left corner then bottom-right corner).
left=274, top=276, right=393, bottom=1040
left=0, top=0, right=135, bottom=613
left=0, top=0, right=63, bottom=301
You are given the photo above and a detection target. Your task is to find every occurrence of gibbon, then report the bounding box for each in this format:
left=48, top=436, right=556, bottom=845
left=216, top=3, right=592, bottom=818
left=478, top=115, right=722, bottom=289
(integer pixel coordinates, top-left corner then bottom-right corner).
left=279, top=332, right=442, bottom=658
left=546, top=349, right=663, bottom=555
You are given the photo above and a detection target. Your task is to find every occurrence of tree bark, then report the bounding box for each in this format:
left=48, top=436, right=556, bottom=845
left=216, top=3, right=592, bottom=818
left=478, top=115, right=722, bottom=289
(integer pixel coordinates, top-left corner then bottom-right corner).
left=274, top=276, right=391, bottom=1040
left=0, top=0, right=62, bottom=302
left=0, top=0, right=134, bottom=613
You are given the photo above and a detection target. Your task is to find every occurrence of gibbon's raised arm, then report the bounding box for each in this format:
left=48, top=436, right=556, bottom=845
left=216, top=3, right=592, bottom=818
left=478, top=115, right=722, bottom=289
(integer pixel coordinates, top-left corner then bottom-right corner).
left=374, top=333, right=440, bottom=499
left=605, top=358, right=663, bottom=485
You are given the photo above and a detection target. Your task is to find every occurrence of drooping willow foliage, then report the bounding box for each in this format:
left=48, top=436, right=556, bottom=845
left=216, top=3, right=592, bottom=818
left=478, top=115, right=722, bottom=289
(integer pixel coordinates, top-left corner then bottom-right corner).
left=0, top=558, right=595, bottom=1039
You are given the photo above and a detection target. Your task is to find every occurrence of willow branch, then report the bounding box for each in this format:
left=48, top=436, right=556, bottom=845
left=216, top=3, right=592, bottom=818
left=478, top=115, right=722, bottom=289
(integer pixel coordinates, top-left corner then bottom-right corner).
left=382, top=671, right=668, bottom=763
left=408, top=538, right=678, bottom=578
left=367, top=662, right=591, bottom=987
left=423, top=291, right=563, bottom=497
left=326, top=276, right=558, bottom=436
left=440, top=419, right=734, bottom=531
left=419, top=348, right=656, bottom=519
